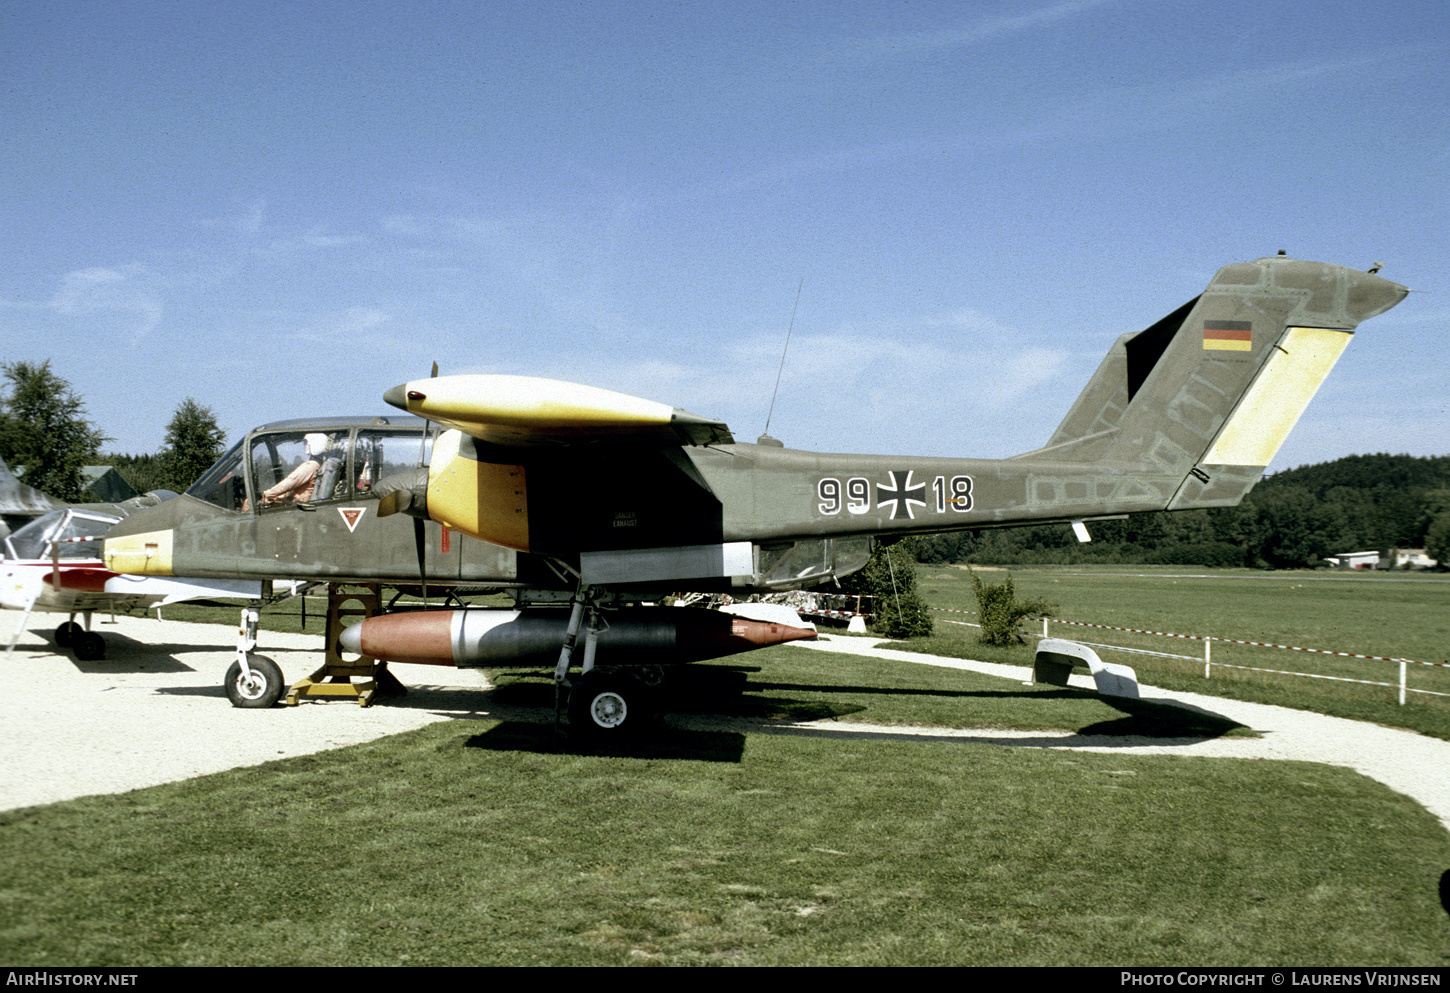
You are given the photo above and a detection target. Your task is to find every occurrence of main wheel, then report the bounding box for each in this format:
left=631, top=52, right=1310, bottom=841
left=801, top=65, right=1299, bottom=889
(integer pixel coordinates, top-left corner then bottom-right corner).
left=568, top=668, right=653, bottom=740
left=54, top=621, right=82, bottom=647
left=72, top=631, right=105, bottom=661
left=224, top=655, right=286, bottom=708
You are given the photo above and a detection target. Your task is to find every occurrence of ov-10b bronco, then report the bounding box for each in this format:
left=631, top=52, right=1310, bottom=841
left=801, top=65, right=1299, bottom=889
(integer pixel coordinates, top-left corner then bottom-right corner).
left=104, top=256, right=1408, bottom=735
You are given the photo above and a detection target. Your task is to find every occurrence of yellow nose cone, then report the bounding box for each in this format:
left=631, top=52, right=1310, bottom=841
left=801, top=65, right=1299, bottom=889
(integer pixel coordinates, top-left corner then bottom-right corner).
left=103, top=530, right=175, bottom=576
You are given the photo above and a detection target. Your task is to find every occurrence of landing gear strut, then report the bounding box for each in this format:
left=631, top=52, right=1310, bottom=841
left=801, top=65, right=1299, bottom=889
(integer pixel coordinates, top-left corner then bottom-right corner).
left=552, top=585, right=655, bottom=740
left=227, top=604, right=283, bottom=707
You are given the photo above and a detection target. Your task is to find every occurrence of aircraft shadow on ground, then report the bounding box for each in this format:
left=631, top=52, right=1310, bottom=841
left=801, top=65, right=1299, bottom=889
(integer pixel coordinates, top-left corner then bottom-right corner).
left=57, top=634, right=316, bottom=676
left=700, top=669, right=1248, bottom=741
left=477, top=664, right=1249, bottom=749
left=462, top=720, right=748, bottom=764
left=43, top=630, right=1250, bottom=746
left=51, top=634, right=197, bottom=674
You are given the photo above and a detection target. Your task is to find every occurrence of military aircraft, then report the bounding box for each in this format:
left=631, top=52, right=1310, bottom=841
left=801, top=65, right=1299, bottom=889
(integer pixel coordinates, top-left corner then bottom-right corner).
left=97, top=415, right=817, bottom=711
left=2, top=491, right=277, bottom=660
left=105, top=256, right=1407, bottom=734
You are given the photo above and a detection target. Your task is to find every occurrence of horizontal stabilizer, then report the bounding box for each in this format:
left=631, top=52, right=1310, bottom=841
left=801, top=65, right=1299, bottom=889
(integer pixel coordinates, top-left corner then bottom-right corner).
left=1034, top=638, right=1139, bottom=698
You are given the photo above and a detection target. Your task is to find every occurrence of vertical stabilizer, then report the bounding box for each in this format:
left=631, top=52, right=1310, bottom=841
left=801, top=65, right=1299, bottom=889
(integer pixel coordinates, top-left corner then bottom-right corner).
left=1014, top=257, right=1407, bottom=509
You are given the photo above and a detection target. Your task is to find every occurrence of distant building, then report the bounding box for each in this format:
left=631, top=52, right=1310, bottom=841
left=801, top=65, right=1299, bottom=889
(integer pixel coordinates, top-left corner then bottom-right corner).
left=1325, top=551, right=1380, bottom=570
left=1325, top=548, right=1438, bottom=570
left=1389, top=548, right=1437, bottom=569
left=79, top=466, right=137, bottom=503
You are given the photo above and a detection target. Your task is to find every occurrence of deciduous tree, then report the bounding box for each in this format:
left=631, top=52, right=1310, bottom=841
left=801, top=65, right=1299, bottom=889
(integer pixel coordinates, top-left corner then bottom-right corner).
left=837, top=538, right=934, bottom=638
left=0, top=361, right=108, bottom=502
left=160, top=398, right=227, bottom=491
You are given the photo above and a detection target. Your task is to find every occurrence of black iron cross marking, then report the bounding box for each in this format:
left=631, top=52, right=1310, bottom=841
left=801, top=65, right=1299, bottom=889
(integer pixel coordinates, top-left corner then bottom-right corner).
left=877, top=470, right=926, bottom=520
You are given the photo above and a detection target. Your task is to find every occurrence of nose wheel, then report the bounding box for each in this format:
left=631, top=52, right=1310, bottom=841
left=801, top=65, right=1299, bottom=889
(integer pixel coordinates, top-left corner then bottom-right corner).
left=225, top=654, right=285, bottom=708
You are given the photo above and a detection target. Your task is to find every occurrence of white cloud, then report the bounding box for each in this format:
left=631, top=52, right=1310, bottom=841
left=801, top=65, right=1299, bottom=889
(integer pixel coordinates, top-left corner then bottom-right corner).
left=814, top=0, right=1115, bottom=70
left=49, top=266, right=163, bottom=344
left=295, top=306, right=391, bottom=342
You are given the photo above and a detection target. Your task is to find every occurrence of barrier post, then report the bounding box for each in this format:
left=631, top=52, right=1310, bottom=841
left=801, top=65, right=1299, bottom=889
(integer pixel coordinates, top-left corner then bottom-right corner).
left=1400, top=659, right=1406, bottom=706
left=1204, top=638, right=1211, bottom=679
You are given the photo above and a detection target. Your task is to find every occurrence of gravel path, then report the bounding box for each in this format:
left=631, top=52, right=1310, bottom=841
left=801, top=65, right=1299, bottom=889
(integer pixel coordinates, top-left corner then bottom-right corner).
left=3, top=616, right=1447, bottom=835
left=0, top=614, right=497, bottom=812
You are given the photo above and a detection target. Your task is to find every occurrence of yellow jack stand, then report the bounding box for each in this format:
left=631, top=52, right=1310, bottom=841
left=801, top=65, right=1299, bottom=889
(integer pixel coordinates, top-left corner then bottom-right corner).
left=285, top=583, right=407, bottom=707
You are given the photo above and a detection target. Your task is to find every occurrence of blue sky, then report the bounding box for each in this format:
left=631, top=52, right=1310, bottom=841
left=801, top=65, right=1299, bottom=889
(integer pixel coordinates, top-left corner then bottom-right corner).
left=2, top=0, right=1446, bottom=472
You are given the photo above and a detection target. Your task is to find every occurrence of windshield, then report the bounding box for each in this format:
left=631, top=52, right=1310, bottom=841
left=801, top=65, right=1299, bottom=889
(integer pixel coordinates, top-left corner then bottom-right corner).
left=251, top=427, right=432, bottom=510
left=185, top=438, right=247, bottom=512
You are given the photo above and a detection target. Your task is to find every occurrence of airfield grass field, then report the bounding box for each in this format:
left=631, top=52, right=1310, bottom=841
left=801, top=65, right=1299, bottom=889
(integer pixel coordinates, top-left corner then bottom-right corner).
left=6, top=566, right=1448, bottom=965
left=904, top=566, right=1450, bottom=741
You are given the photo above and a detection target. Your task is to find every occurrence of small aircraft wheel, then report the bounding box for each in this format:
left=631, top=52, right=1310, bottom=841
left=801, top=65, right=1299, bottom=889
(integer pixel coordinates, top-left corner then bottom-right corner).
left=568, top=668, right=652, bottom=740
left=54, top=621, right=82, bottom=647
left=224, top=655, right=286, bottom=709
left=72, top=631, right=105, bottom=661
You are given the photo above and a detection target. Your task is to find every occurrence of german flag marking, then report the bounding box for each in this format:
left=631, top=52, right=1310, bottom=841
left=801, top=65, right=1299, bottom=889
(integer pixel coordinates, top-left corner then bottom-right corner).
left=1203, top=320, right=1252, bottom=351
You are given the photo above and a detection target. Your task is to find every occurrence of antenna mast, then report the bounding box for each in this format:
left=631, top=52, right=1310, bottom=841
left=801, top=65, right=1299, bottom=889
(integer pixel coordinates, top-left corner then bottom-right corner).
left=763, top=277, right=803, bottom=438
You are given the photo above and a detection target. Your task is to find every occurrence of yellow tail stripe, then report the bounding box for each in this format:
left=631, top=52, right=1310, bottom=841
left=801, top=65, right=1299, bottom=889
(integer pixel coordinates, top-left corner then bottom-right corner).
left=1202, top=327, right=1352, bottom=467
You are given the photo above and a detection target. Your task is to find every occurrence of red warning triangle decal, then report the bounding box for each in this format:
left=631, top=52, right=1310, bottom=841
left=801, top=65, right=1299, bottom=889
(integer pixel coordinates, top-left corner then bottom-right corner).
left=338, top=507, right=366, bottom=532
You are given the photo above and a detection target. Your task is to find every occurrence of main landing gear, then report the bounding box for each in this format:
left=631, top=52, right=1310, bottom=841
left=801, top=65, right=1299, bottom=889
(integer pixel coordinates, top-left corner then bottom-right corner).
left=566, top=666, right=657, bottom=740
left=552, top=586, right=657, bottom=741
left=55, top=614, right=105, bottom=661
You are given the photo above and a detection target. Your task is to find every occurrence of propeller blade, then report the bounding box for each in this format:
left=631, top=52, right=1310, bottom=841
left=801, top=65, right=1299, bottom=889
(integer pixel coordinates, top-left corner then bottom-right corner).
left=414, top=361, right=438, bottom=603
left=414, top=516, right=428, bottom=605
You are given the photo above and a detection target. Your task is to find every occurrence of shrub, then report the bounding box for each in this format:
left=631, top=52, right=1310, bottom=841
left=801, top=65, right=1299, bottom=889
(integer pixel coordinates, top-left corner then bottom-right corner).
left=968, top=567, right=1055, bottom=646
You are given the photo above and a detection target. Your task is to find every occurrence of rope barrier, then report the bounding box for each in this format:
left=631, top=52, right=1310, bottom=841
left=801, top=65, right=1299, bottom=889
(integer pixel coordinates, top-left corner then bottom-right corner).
left=930, top=607, right=1443, bottom=669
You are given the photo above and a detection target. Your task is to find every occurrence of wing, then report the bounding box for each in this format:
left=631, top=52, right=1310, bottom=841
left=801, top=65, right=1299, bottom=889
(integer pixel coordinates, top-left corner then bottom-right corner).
left=383, top=375, right=733, bottom=447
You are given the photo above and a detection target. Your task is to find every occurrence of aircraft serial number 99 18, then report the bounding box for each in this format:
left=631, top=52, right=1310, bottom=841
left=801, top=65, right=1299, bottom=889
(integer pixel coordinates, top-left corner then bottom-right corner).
left=817, top=471, right=973, bottom=520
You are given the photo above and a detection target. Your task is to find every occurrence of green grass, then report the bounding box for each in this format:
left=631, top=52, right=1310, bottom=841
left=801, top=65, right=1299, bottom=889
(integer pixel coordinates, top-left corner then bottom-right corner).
left=904, top=566, right=1450, bottom=740
left=3, top=675, right=1447, bottom=965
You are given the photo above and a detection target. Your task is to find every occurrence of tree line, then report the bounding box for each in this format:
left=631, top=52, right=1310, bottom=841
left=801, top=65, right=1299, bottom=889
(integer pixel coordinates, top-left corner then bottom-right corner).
left=0, top=360, right=227, bottom=502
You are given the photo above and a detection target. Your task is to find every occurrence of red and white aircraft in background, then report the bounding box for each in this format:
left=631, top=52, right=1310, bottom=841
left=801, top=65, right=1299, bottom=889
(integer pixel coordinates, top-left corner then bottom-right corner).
left=3, top=497, right=281, bottom=660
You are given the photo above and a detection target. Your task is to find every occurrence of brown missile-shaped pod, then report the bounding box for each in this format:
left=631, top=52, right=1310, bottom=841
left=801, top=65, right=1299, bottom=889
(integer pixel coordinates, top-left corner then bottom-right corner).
left=338, top=606, right=816, bottom=668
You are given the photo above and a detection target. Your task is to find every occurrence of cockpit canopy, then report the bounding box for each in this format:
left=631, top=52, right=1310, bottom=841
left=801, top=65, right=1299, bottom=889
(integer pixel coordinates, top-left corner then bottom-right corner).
left=185, top=420, right=433, bottom=514
left=4, top=509, right=120, bottom=562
